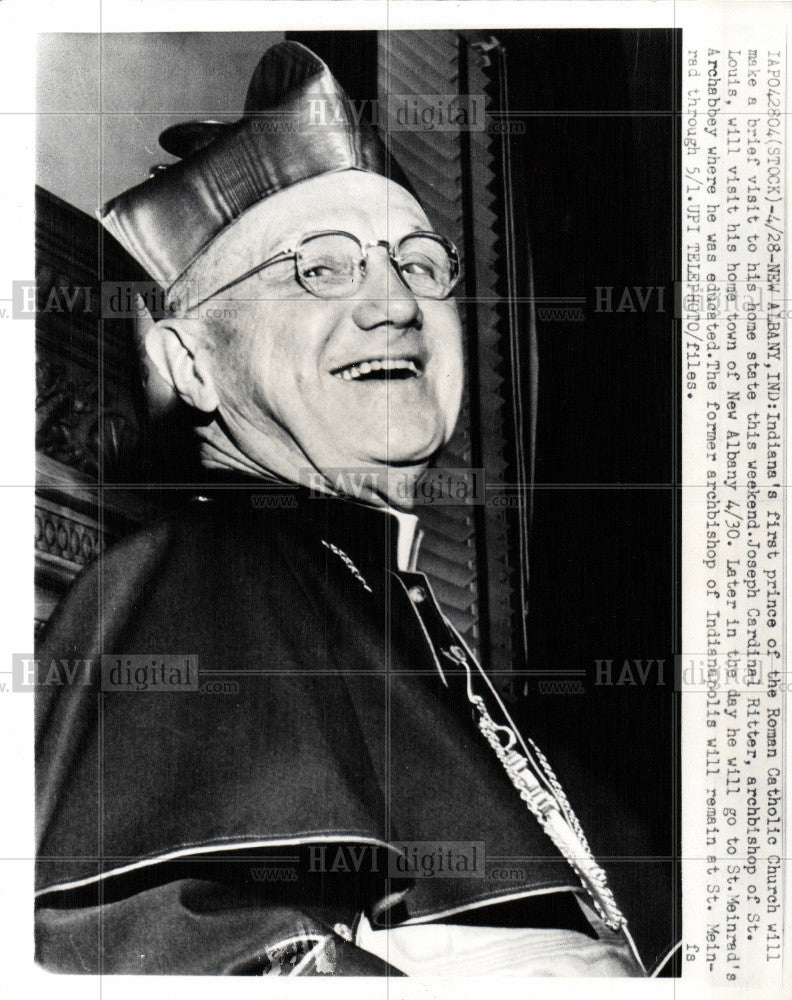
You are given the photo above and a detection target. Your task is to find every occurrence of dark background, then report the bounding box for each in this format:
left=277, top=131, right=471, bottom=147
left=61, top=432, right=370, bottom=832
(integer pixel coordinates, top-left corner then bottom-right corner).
left=291, top=29, right=681, bottom=970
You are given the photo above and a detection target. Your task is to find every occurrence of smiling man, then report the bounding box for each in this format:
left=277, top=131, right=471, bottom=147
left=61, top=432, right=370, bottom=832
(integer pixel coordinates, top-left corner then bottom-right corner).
left=144, top=168, right=463, bottom=507
left=35, top=42, right=646, bottom=977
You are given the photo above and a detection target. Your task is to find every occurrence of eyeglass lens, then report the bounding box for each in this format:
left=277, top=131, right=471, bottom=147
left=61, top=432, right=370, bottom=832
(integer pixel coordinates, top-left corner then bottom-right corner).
left=295, top=232, right=456, bottom=299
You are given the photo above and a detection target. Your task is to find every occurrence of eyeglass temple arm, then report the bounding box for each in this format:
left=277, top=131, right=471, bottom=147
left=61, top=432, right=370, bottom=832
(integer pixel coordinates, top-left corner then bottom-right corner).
left=180, top=250, right=294, bottom=315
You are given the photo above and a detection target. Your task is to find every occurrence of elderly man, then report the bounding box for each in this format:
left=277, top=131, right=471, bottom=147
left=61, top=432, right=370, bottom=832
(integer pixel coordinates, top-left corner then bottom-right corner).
left=35, top=41, right=646, bottom=976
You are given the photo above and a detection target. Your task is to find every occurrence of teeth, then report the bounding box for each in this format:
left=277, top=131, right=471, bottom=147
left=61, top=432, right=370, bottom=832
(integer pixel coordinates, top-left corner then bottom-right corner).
left=332, top=357, right=421, bottom=380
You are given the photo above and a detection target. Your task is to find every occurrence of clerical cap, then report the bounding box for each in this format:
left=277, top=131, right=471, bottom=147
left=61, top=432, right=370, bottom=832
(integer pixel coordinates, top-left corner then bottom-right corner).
left=99, top=41, right=411, bottom=310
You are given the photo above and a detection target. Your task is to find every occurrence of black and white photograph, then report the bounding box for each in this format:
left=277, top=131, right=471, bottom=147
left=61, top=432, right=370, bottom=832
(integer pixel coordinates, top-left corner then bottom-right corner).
left=1, top=3, right=786, bottom=993
left=30, top=25, right=680, bottom=979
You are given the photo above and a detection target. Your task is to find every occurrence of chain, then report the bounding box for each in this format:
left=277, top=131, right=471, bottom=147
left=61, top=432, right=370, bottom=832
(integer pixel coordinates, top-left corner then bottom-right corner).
left=527, top=738, right=593, bottom=855
left=321, top=539, right=372, bottom=593
left=472, top=691, right=625, bottom=931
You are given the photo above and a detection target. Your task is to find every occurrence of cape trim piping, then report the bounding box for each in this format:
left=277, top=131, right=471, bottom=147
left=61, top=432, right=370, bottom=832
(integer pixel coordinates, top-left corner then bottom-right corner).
left=372, top=884, right=586, bottom=929
left=35, top=834, right=397, bottom=898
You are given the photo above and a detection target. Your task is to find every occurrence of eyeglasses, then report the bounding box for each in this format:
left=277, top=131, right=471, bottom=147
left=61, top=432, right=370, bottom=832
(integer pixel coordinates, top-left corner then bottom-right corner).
left=186, top=230, right=460, bottom=312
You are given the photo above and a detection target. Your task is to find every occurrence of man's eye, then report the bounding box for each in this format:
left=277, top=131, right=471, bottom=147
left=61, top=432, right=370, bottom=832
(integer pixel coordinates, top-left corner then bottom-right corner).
left=401, top=259, right=437, bottom=278
left=301, top=258, right=355, bottom=280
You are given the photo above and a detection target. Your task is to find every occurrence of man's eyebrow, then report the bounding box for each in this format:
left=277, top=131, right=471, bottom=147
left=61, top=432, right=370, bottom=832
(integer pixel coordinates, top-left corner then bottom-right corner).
left=258, top=220, right=433, bottom=257
left=260, top=232, right=301, bottom=255
left=392, top=220, right=437, bottom=238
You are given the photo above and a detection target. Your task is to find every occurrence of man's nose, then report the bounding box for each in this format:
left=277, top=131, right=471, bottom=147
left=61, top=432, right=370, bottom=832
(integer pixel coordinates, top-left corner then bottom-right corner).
left=351, top=248, right=423, bottom=332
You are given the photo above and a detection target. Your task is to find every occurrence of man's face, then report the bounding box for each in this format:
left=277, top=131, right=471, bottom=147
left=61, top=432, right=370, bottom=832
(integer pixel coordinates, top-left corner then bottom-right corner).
left=198, top=171, right=464, bottom=501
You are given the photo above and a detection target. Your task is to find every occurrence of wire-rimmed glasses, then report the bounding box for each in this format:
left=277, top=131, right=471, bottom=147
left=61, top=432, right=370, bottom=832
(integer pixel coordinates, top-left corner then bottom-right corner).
left=186, top=230, right=460, bottom=313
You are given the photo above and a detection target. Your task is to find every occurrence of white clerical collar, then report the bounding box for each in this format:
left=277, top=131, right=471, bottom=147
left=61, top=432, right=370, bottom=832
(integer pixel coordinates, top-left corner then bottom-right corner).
left=385, top=506, right=423, bottom=572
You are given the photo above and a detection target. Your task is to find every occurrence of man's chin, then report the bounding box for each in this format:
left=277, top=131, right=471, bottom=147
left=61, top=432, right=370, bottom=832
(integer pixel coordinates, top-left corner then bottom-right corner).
left=364, top=426, right=446, bottom=468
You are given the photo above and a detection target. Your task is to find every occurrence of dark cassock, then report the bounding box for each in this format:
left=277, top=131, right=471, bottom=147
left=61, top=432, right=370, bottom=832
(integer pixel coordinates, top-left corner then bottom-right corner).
left=35, top=41, right=655, bottom=977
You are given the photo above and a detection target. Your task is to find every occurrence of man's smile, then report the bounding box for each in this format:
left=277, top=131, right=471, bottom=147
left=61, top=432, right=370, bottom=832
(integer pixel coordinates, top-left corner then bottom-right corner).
left=329, top=355, right=425, bottom=382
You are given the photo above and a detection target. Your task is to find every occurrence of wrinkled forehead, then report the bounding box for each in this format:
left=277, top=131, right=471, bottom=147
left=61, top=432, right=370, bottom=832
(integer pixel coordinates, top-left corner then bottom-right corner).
left=170, top=170, right=430, bottom=312
left=259, top=171, right=433, bottom=254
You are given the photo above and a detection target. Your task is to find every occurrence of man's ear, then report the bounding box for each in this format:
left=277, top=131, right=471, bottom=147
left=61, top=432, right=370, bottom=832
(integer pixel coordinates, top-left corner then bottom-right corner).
left=133, top=295, right=178, bottom=417
left=144, top=319, right=220, bottom=413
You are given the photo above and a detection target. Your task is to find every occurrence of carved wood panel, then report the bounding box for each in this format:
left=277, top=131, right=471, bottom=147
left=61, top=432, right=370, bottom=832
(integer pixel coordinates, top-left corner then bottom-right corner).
left=35, top=187, right=145, bottom=622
